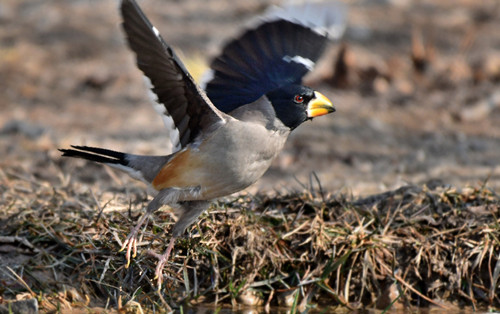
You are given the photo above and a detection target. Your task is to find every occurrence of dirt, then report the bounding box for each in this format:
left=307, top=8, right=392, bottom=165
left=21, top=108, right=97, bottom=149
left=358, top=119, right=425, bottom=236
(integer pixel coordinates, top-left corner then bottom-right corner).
left=1, top=0, right=500, bottom=196
left=1, top=0, right=500, bottom=311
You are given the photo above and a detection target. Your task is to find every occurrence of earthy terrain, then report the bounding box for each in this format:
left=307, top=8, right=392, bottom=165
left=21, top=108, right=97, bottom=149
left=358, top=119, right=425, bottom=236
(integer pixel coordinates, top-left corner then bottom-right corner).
left=1, top=0, right=499, bottom=312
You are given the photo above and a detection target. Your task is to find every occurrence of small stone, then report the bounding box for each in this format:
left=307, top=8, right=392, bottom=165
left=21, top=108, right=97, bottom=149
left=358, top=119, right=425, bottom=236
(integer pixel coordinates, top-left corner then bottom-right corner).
left=0, top=120, right=45, bottom=139
left=237, top=290, right=264, bottom=306
left=122, top=300, right=144, bottom=314
left=1, top=298, right=39, bottom=314
left=393, top=78, right=414, bottom=96
left=458, top=92, right=500, bottom=122
left=277, top=289, right=298, bottom=307
left=62, top=285, right=84, bottom=303
left=373, top=76, right=390, bottom=94
left=482, top=53, right=500, bottom=81
left=376, top=282, right=401, bottom=310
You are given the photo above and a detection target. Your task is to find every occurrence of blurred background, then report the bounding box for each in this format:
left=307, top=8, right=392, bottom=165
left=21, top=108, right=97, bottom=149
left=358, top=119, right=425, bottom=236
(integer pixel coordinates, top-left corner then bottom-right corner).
left=1, top=0, right=500, bottom=196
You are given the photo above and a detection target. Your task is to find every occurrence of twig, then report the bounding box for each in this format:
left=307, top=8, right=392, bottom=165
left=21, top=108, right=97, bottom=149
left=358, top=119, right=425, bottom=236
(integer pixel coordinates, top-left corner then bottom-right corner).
left=5, top=266, right=35, bottom=296
left=394, top=274, right=452, bottom=310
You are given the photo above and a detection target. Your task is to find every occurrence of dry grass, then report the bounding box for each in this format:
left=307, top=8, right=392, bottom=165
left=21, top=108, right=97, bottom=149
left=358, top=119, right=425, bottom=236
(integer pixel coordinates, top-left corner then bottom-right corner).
left=1, top=145, right=499, bottom=313
left=1, top=0, right=500, bottom=312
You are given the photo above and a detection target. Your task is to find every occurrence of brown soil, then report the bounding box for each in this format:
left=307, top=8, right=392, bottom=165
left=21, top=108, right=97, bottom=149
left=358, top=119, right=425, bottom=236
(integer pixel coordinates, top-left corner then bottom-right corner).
left=1, top=0, right=500, bottom=194
left=1, top=0, right=500, bottom=312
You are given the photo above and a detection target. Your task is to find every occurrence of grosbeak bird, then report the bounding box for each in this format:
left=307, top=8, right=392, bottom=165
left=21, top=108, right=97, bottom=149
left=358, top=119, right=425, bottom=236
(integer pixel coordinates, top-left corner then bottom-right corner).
left=61, top=0, right=339, bottom=286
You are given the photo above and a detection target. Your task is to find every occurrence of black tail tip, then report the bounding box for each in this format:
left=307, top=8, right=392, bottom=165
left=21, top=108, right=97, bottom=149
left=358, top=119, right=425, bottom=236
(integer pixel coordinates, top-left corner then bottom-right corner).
left=58, top=145, right=126, bottom=165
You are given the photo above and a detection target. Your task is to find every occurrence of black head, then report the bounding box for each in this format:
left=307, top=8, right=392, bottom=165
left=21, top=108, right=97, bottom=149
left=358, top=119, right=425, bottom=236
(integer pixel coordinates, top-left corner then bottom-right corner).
left=266, top=85, right=335, bottom=130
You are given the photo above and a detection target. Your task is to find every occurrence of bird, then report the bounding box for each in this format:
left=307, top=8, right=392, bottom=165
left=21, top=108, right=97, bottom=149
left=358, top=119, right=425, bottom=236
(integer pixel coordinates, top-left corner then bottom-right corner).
left=60, top=0, right=338, bottom=286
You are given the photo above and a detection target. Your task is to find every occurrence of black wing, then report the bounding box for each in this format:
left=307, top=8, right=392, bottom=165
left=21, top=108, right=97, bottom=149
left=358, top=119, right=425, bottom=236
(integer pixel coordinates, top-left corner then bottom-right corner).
left=121, top=0, right=225, bottom=149
left=204, top=20, right=329, bottom=113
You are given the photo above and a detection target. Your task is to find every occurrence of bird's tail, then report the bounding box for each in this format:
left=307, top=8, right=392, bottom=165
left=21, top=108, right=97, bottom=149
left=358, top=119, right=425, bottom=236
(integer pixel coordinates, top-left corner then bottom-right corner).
left=59, top=145, right=169, bottom=183
left=59, top=145, right=127, bottom=166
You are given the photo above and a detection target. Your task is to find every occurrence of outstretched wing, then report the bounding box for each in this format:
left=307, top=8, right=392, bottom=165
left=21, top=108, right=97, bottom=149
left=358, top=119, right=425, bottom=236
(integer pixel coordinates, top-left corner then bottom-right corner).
left=121, top=0, right=225, bottom=151
left=203, top=20, right=329, bottom=113
left=203, top=1, right=347, bottom=114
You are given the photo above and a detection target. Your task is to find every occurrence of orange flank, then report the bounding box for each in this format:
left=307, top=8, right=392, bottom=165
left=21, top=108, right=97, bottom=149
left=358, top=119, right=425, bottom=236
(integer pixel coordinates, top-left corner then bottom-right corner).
left=152, top=149, right=204, bottom=190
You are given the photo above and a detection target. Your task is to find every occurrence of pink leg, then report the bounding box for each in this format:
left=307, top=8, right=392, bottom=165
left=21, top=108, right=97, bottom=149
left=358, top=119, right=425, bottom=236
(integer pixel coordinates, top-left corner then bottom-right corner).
left=146, top=236, right=177, bottom=287
left=146, top=201, right=210, bottom=286
left=119, top=189, right=171, bottom=268
left=119, top=212, right=151, bottom=268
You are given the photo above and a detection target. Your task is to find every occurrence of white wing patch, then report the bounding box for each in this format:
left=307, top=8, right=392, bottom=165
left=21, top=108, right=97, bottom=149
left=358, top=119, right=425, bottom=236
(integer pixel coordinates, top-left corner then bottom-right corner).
left=283, top=55, right=315, bottom=71
left=143, top=77, right=182, bottom=153
left=152, top=26, right=160, bottom=37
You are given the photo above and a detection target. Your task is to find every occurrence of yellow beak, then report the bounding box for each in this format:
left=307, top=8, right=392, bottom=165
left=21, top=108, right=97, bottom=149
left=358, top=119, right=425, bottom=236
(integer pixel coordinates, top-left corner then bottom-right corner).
left=307, top=91, right=335, bottom=118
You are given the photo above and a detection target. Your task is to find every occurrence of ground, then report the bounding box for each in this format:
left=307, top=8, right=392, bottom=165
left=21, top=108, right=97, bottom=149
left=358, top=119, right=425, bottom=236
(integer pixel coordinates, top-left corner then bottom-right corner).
left=1, top=0, right=500, bottom=194
left=1, top=0, right=499, bottom=312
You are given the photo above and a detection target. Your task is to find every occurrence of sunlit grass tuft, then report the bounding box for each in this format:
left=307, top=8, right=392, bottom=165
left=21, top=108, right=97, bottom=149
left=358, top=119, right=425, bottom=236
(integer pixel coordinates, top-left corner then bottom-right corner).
left=1, top=153, right=499, bottom=312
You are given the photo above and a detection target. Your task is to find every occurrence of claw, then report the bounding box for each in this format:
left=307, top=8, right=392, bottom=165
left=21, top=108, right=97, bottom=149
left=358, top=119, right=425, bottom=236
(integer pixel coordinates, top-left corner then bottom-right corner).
left=118, top=211, right=153, bottom=268
left=146, top=236, right=177, bottom=288
left=119, top=229, right=140, bottom=268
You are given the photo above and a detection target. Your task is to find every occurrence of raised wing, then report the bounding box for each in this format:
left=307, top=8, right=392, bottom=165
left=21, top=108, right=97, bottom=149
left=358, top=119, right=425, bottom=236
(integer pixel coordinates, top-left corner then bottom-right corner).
left=121, top=0, right=225, bottom=150
left=203, top=20, right=329, bottom=113
left=203, top=1, right=347, bottom=114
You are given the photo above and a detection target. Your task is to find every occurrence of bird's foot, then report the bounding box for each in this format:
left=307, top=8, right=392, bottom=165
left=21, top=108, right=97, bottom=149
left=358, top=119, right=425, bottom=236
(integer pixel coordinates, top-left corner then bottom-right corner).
left=118, top=211, right=153, bottom=268
left=146, top=236, right=176, bottom=287
left=119, top=228, right=140, bottom=268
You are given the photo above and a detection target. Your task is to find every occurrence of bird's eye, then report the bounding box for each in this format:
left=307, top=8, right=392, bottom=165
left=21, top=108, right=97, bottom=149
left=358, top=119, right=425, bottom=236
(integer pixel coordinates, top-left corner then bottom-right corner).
left=294, top=95, right=304, bottom=103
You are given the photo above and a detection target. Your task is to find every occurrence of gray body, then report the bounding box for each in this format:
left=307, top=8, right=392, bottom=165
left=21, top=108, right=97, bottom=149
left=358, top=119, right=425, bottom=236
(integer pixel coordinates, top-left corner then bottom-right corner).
left=124, top=96, right=290, bottom=236
left=60, top=0, right=334, bottom=273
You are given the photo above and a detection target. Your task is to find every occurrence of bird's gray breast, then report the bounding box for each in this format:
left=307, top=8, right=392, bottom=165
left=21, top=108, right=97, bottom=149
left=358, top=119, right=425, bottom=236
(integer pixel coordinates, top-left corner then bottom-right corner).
left=196, top=100, right=290, bottom=197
